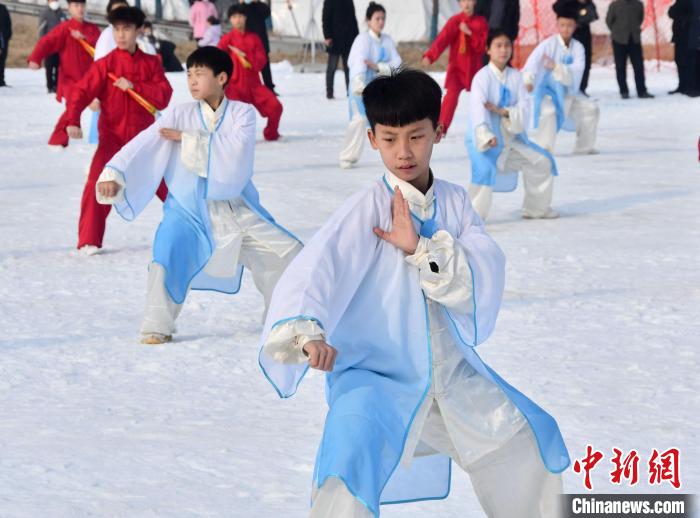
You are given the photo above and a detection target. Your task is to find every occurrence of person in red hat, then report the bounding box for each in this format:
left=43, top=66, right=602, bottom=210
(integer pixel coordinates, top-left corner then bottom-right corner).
left=421, top=0, right=488, bottom=135
left=28, top=0, right=100, bottom=147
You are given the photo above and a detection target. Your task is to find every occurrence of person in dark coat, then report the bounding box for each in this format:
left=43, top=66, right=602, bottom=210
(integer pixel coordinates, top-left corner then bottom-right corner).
left=606, top=0, right=653, bottom=98
left=322, top=0, right=359, bottom=98
left=244, top=0, right=276, bottom=93
left=0, top=1, right=11, bottom=87
left=486, top=0, right=520, bottom=40
left=686, top=0, right=700, bottom=95
left=573, top=0, right=598, bottom=95
left=38, top=0, right=68, bottom=93
left=668, top=0, right=692, bottom=94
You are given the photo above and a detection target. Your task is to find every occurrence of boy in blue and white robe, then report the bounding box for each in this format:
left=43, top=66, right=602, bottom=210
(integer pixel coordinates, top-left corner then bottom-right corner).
left=96, top=47, right=301, bottom=344
left=339, top=2, right=401, bottom=169
left=260, top=69, right=569, bottom=517
left=467, top=30, right=559, bottom=220
left=522, top=1, right=600, bottom=155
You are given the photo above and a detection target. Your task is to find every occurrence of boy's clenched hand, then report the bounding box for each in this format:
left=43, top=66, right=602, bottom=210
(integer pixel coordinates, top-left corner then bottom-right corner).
left=97, top=180, right=120, bottom=198
left=303, top=340, right=337, bottom=372
left=374, top=186, right=419, bottom=255
left=159, top=128, right=182, bottom=141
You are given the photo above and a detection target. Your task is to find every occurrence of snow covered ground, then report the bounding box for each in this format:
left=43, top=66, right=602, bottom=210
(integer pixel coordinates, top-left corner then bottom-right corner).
left=1, top=63, right=699, bottom=517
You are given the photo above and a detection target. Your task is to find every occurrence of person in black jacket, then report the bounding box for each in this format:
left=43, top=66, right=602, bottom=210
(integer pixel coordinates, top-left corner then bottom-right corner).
left=244, top=0, right=276, bottom=93
left=0, top=1, right=12, bottom=87
left=38, top=0, right=68, bottom=93
left=322, top=0, right=358, bottom=99
left=573, top=0, right=598, bottom=95
left=687, top=0, right=700, bottom=96
left=475, top=0, right=518, bottom=65
left=669, top=0, right=694, bottom=94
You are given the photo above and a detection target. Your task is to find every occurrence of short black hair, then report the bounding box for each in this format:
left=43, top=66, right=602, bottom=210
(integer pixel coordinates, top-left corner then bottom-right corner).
left=106, top=0, right=128, bottom=15
left=227, top=4, right=246, bottom=18
left=486, top=28, right=512, bottom=48
left=186, top=46, right=234, bottom=86
left=553, top=0, right=579, bottom=19
left=365, top=1, right=385, bottom=20
left=362, top=67, right=442, bottom=131
left=108, top=6, right=146, bottom=28
left=207, top=15, right=220, bottom=25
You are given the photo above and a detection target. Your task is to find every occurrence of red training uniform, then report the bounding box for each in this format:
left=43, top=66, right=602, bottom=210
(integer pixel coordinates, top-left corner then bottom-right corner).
left=423, top=13, right=488, bottom=133
left=65, top=48, right=173, bottom=249
left=27, top=18, right=101, bottom=146
left=218, top=29, right=282, bottom=141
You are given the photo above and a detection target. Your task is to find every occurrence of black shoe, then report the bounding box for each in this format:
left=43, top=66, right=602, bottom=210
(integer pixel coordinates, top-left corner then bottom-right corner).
left=686, top=90, right=700, bottom=98
left=668, top=88, right=682, bottom=94
left=581, top=90, right=590, bottom=97
left=326, top=92, right=334, bottom=100
left=621, top=92, right=630, bottom=99
left=0, top=81, right=7, bottom=87
left=48, top=87, right=56, bottom=94
left=638, top=92, right=654, bottom=99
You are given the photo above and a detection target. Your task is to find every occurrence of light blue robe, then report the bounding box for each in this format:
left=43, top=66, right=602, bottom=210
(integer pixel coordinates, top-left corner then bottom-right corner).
left=523, top=34, right=586, bottom=132
left=466, top=65, right=558, bottom=193
left=259, top=177, right=570, bottom=516
left=105, top=99, right=300, bottom=304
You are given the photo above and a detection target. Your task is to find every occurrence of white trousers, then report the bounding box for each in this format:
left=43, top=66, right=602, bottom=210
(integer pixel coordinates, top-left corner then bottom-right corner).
left=339, top=115, right=367, bottom=166
left=529, top=96, right=599, bottom=154
left=140, top=204, right=302, bottom=336
left=468, top=145, right=554, bottom=221
left=310, top=423, right=562, bottom=518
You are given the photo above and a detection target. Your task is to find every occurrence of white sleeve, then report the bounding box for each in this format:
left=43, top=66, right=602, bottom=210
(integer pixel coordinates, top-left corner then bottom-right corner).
left=521, top=42, right=542, bottom=86
left=263, top=318, right=326, bottom=364
left=180, top=129, right=210, bottom=178
left=475, top=124, right=496, bottom=151
left=95, top=166, right=126, bottom=205
left=93, top=26, right=115, bottom=61
left=347, top=34, right=368, bottom=88
left=468, top=71, right=491, bottom=135
left=386, top=36, right=402, bottom=69
left=351, top=73, right=366, bottom=95
left=552, top=61, right=573, bottom=86
left=404, top=230, right=472, bottom=312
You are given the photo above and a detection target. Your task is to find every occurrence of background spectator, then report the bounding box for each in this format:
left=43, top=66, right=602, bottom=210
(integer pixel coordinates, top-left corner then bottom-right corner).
left=606, top=0, right=653, bottom=98
left=573, top=0, right=598, bottom=95
left=199, top=15, right=222, bottom=46
left=0, top=1, right=11, bottom=87
left=189, top=0, right=218, bottom=42
left=322, top=0, right=359, bottom=99
left=244, top=0, right=276, bottom=93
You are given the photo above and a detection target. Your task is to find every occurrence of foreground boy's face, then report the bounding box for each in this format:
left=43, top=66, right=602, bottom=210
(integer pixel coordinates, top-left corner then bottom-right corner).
left=113, top=22, right=139, bottom=51
left=187, top=65, right=227, bottom=100
left=557, top=17, right=577, bottom=42
left=368, top=118, right=441, bottom=187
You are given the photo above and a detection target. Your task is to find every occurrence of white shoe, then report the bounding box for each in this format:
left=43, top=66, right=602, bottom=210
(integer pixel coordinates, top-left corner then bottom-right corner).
left=522, top=209, right=559, bottom=220
left=140, top=333, right=172, bottom=345
left=77, top=245, right=100, bottom=256
left=573, top=148, right=599, bottom=155
left=339, top=160, right=355, bottom=169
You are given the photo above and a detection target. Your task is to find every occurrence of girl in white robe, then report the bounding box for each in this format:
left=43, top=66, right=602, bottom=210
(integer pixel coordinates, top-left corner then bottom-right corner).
left=522, top=3, right=600, bottom=155
left=466, top=30, right=558, bottom=220
left=339, top=2, right=401, bottom=169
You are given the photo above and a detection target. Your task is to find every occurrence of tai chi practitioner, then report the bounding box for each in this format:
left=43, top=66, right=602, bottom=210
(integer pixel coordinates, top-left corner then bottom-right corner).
left=466, top=29, right=559, bottom=220
left=339, top=1, right=401, bottom=169
left=259, top=68, right=570, bottom=517
left=95, top=47, right=302, bottom=344
left=522, top=0, right=600, bottom=155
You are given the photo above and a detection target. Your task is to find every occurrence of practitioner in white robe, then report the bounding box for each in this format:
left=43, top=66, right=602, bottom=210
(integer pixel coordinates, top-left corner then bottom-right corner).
left=95, top=47, right=301, bottom=344
left=522, top=0, right=600, bottom=155
left=466, top=29, right=559, bottom=220
left=260, top=69, right=569, bottom=518
left=339, top=1, right=401, bottom=169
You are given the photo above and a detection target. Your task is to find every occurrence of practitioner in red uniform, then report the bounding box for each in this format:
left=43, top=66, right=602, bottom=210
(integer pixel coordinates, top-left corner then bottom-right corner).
left=218, top=4, right=282, bottom=141
left=421, top=0, right=487, bottom=135
left=64, top=7, right=173, bottom=254
left=28, top=0, right=100, bottom=147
